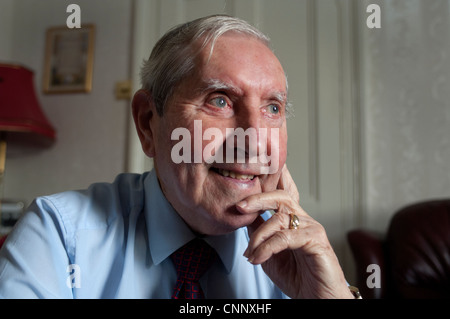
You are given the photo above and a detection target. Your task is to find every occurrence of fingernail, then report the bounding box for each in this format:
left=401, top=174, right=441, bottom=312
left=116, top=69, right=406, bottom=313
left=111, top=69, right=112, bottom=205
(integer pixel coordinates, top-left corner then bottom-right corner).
left=243, top=247, right=249, bottom=258
left=237, top=200, right=247, bottom=209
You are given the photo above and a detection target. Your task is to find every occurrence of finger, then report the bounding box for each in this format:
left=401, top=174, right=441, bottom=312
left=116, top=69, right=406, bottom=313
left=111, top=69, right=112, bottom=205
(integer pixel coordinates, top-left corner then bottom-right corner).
left=244, top=214, right=268, bottom=258
left=236, top=190, right=305, bottom=216
left=248, top=229, right=293, bottom=264
left=277, top=164, right=300, bottom=203
left=245, top=212, right=312, bottom=260
left=245, top=211, right=290, bottom=258
left=248, top=219, right=325, bottom=265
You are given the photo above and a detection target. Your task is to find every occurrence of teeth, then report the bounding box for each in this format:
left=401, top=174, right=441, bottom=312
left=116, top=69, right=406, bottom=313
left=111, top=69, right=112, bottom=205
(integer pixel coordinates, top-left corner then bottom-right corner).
left=217, top=169, right=254, bottom=180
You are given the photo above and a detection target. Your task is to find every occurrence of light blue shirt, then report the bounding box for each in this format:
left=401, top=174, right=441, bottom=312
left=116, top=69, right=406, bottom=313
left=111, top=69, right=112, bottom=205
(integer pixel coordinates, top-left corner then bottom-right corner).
left=0, top=170, right=287, bottom=299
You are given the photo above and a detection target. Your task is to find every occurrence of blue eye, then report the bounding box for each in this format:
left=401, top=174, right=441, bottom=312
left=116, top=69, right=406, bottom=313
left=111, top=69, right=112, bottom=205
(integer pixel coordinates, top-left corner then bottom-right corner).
left=209, top=96, right=228, bottom=108
left=268, top=104, right=280, bottom=114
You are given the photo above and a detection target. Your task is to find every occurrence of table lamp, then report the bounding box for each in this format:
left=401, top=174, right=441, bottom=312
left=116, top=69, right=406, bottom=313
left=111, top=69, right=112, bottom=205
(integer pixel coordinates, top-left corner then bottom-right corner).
left=0, top=63, right=56, bottom=231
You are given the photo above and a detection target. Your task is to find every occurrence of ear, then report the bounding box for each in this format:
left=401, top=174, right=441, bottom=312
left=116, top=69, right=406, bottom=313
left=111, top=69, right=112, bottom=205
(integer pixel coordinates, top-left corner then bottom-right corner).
left=132, top=89, right=157, bottom=158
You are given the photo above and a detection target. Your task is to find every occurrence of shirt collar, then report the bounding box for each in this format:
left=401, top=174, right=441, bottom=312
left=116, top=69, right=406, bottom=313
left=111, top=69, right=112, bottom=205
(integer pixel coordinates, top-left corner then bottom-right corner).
left=144, top=170, right=238, bottom=274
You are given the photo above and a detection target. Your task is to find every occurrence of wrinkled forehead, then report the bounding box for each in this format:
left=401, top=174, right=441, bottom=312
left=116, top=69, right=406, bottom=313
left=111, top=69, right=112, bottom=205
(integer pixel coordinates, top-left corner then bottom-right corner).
left=197, top=33, right=287, bottom=89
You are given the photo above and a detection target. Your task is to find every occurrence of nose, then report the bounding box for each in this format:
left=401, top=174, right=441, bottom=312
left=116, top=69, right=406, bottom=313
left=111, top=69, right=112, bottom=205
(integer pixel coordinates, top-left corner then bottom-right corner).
left=238, top=107, right=263, bottom=159
left=224, top=101, right=273, bottom=165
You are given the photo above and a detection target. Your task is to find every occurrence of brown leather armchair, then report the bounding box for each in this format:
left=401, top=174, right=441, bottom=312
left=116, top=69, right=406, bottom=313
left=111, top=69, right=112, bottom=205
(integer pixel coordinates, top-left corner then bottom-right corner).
left=347, top=199, right=450, bottom=299
left=0, top=235, right=7, bottom=250
left=0, top=235, right=6, bottom=251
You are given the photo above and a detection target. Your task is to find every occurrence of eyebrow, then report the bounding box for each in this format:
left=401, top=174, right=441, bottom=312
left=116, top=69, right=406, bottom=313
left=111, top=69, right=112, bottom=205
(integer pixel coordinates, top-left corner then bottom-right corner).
left=198, top=78, right=244, bottom=96
left=272, top=91, right=288, bottom=105
left=198, top=78, right=287, bottom=104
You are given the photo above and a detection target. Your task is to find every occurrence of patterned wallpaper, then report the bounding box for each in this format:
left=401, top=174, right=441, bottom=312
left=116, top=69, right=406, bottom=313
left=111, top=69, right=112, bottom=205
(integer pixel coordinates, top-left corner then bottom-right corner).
left=360, top=0, right=450, bottom=231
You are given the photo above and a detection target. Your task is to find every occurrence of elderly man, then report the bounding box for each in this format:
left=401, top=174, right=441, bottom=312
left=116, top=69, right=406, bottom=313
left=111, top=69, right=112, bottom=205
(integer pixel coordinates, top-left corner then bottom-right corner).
left=0, top=15, right=356, bottom=299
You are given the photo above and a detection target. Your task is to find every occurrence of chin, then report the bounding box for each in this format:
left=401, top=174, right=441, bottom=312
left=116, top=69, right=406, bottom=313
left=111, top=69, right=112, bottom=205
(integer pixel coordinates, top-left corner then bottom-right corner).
left=198, top=205, right=259, bottom=236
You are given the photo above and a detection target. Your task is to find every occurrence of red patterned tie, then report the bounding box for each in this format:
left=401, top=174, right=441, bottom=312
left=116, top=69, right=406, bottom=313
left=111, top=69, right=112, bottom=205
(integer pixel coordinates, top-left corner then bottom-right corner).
left=170, top=238, right=217, bottom=299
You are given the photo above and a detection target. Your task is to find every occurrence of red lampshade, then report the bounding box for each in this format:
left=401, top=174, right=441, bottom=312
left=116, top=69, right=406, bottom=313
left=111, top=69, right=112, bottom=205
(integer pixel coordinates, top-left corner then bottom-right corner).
left=0, top=64, right=56, bottom=140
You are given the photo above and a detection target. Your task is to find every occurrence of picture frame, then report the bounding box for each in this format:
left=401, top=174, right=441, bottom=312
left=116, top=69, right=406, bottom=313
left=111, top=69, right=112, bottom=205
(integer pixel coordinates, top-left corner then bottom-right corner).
left=43, top=24, right=95, bottom=94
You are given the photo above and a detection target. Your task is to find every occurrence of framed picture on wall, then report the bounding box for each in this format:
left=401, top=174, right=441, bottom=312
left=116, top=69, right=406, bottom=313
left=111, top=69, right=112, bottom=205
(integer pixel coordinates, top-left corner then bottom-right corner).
left=43, top=24, right=95, bottom=94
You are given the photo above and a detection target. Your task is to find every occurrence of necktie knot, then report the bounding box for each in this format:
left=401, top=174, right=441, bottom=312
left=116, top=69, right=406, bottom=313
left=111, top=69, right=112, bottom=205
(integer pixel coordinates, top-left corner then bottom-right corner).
left=170, top=238, right=217, bottom=299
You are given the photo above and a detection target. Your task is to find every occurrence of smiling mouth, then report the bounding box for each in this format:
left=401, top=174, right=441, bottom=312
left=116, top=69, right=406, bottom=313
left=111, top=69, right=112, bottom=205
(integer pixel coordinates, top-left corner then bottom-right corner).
left=211, top=167, right=256, bottom=181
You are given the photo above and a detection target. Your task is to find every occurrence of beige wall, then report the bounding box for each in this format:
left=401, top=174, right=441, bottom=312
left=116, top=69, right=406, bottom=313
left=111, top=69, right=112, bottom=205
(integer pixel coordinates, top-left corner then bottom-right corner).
left=0, top=0, right=133, bottom=207
left=359, top=0, right=450, bottom=231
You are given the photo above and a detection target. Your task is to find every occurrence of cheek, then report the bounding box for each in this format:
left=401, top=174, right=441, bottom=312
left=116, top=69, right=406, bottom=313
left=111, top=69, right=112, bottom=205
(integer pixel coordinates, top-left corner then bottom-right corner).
left=278, top=135, right=288, bottom=165
left=280, top=124, right=288, bottom=159
left=156, top=160, right=207, bottom=212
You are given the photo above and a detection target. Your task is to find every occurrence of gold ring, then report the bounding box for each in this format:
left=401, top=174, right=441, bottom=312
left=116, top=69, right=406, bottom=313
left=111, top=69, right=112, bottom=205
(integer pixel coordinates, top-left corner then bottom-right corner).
left=289, top=213, right=300, bottom=230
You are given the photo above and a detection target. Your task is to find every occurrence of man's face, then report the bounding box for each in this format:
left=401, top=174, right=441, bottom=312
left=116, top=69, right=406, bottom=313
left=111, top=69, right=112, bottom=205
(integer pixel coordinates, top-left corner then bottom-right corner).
left=152, top=33, right=288, bottom=235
